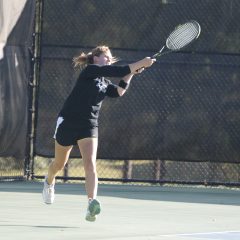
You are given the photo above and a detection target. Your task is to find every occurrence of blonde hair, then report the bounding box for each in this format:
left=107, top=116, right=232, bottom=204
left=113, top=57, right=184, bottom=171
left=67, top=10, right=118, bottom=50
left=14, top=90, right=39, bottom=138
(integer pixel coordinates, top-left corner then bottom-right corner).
left=73, top=45, right=118, bottom=69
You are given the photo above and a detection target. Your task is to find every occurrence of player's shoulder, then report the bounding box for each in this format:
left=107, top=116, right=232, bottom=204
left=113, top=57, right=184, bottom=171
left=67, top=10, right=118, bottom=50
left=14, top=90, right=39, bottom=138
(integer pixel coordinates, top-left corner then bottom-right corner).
left=79, top=64, right=99, bottom=78
left=85, top=64, right=101, bottom=70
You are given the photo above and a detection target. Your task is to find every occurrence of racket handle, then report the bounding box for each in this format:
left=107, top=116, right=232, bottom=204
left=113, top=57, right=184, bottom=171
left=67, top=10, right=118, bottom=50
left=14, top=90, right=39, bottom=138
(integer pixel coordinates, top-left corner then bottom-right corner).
left=152, top=46, right=165, bottom=58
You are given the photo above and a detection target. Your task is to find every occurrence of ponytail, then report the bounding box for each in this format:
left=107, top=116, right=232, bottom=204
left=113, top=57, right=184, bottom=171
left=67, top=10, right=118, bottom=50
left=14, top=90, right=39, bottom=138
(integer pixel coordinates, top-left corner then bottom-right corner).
left=72, top=52, right=93, bottom=69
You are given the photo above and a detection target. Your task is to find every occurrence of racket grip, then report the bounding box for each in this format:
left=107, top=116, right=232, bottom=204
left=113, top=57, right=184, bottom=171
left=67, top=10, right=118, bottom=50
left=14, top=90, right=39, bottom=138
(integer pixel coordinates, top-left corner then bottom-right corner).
left=151, top=53, right=158, bottom=58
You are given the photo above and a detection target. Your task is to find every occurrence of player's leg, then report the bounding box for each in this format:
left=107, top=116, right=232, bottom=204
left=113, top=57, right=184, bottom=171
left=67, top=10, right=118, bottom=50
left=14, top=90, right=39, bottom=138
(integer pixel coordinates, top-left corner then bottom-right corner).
left=78, top=137, right=98, bottom=199
left=47, top=141, right=73, bottom=184
left=42, top=141, right=73, bottom=204
left=78, top=137, right=101, bottom=221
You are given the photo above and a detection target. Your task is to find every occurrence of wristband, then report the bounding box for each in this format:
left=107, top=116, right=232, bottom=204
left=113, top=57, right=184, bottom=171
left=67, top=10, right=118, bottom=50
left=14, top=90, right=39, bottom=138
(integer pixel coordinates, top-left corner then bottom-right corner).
left=119, top=80, right=129, bottom=90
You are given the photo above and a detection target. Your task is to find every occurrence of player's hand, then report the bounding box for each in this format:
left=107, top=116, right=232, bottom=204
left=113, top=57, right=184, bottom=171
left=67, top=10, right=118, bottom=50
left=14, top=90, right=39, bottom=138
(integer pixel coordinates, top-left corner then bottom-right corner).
left=135, top=68, right=145, bottom=74
left=142, top=57, right=156, bottom=68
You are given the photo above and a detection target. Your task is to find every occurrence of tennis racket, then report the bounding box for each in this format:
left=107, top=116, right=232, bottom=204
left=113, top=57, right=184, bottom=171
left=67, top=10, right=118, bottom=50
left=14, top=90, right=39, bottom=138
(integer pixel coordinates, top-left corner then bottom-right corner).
left=152, top=20, right=201, bottom=59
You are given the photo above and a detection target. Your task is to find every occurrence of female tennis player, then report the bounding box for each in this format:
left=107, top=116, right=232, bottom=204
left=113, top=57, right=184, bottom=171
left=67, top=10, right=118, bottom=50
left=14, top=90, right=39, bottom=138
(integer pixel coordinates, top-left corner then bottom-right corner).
left=42, top=45, right=155, bottom=222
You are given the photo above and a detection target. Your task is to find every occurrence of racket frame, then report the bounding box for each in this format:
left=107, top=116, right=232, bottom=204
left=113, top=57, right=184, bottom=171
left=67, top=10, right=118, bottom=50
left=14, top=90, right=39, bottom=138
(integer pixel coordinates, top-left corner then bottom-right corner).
left=152, top=20, right=201, bottom=59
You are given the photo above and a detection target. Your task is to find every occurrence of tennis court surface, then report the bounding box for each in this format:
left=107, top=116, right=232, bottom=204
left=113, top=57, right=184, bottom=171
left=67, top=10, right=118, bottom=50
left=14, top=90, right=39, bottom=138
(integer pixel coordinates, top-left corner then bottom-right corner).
left=0, top=181, right=240, bottom=240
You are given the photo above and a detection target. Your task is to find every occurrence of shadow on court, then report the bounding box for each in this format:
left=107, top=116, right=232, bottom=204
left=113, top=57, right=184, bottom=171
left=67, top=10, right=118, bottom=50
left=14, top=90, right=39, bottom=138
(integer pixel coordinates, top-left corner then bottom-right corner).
left=0, top=224, right=79, bottom=229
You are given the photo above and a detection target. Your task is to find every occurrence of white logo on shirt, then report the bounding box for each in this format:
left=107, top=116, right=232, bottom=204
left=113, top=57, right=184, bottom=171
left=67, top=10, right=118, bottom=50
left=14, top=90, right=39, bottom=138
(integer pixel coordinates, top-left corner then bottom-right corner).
left=96, top=78, right=108, bottom=93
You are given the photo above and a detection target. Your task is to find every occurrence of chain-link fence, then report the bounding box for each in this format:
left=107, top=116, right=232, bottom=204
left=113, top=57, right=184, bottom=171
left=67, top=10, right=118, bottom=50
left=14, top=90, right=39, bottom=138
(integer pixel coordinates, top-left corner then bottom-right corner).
left=0, top=0, right=36, bottom=180
left=32, top=0, right=240, bottom=185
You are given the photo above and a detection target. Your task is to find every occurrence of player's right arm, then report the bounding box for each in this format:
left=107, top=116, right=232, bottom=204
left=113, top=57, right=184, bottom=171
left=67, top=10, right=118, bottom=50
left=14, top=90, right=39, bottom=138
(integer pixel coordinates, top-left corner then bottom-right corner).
left=82, top=57, right=155, bottom=79
left=128, top=57, right=155, bottom=73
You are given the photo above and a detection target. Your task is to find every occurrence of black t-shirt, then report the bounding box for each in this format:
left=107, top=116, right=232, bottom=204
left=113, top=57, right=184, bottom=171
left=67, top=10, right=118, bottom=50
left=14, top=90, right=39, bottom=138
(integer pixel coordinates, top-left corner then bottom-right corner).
left=59, top=64, right=131, bottom=127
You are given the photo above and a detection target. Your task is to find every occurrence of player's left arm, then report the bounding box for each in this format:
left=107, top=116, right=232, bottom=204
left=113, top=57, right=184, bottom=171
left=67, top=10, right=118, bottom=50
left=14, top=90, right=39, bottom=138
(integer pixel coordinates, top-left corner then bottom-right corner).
left=117, top=68, right=144, bottom=96
left=105, top=69, right=144, bottom=98
left=116, top=73, right=134, bottom=97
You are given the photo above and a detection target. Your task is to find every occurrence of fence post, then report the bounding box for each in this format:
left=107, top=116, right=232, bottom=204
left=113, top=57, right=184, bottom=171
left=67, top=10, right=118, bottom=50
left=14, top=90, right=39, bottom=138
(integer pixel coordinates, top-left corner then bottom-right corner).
left=123, top=160, right=132, bottom=181
left=25, top=0, right=44, bottom=180
left=154, top=159, right=166, bottom=183
left=64, top=163, right=69, bottom=182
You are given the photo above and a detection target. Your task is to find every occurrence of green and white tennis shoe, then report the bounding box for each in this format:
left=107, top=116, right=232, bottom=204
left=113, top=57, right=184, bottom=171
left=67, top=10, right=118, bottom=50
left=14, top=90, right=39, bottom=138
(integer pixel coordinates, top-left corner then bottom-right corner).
left=85, top=199, right=101, bottom=222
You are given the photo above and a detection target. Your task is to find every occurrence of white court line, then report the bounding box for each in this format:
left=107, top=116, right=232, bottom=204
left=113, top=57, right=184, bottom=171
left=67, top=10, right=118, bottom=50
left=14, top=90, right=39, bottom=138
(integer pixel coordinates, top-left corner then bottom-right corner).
left=161, top=230, right=240, bottom=237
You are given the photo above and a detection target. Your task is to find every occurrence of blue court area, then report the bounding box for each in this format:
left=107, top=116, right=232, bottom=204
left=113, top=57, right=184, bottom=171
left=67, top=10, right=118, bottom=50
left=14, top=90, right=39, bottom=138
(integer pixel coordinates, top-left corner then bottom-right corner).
left=0, top=181, right=240, bottom=240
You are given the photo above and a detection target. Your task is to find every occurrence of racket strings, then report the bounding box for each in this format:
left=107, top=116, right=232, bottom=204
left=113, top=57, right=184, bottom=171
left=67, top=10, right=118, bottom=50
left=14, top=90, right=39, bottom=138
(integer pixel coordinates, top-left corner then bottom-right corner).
left=167, top=22, right=200, bottom=50
left=168, top=27, right=197, bottom=49
left=171, top=29, right=197, bottom=48
left=171, top=30, right=198, bottom=48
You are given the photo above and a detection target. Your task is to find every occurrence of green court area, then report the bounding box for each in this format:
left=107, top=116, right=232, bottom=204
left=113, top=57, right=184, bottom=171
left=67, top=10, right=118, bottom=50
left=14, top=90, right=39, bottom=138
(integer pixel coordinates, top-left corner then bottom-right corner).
left=0, top=181, right=240, bottom=240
